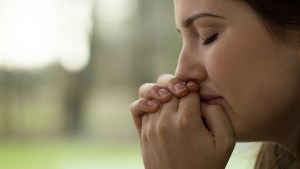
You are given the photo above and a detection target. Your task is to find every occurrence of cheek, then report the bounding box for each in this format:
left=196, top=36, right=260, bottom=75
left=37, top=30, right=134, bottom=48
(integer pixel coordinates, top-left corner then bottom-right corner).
left=205, top=36, right=264, bottom=104
left=204, top=33, right=300, bottom=140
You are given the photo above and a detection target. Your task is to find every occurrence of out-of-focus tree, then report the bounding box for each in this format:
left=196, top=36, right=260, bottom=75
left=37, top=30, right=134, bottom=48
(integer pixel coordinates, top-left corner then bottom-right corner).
left=0, top=71, right=13, bottom=137
left=0, top=0, right=180, bottom=140
left=61, top=0, right=98, bottom=136
left=129, top=0, right=181, bottom=90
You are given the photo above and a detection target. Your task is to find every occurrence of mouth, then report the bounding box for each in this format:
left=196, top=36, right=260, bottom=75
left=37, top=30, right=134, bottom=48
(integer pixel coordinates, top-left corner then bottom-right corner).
left=200, top=94, right=224, bottom=105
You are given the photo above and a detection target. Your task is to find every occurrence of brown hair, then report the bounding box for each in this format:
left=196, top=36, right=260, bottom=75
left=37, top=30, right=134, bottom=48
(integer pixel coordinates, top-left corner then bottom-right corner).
left=244, top=0, right=300, bottom=43
left=242, top=0, right=300, bottom=168
left=254, top=142, right=300, bottom=169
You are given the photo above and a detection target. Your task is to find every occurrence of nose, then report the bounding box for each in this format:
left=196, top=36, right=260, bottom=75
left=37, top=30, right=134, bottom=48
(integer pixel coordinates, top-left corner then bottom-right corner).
left=175, top=47, right=207, bottom=82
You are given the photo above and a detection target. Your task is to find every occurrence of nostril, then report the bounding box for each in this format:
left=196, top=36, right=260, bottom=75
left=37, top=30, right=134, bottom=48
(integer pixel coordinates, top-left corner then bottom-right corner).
left=175, top=63, right=208, bottom=83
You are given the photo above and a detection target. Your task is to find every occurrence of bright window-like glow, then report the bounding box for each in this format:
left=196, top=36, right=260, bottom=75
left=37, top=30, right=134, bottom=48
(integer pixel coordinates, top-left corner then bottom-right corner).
left=97, top=0, right=138, bottom=24
left=57, top=0, right=92, bottom=72
left=96, top=0, right=138, bottom=43
left=0, top=0, right=58, bottom=70
left=0, top=0, right=137, bottom=72
left=0, top=0, right=92, bottom=72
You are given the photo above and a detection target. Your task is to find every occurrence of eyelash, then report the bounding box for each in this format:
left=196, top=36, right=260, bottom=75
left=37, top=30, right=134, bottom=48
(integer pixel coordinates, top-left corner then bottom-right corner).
left=202, top=33, right=219, bottom=46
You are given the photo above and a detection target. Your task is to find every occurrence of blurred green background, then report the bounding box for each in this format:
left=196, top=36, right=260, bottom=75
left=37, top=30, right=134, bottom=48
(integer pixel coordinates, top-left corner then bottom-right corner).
left=0, top=0, right=259, bottom=168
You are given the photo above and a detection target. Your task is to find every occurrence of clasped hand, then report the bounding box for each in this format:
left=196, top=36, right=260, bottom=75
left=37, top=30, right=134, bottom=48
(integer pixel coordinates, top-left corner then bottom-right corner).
left=130, top=74, right=235, bottom=169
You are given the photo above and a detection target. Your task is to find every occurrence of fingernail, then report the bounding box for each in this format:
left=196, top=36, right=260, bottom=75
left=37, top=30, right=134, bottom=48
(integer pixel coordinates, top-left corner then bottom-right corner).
left=186, top=81, right=200, bottom=91
left=186, top=81, right=196, bottom=87
left=147, top=100, right=159, bottom=107
left=158, top=89, right=170, bottom=98
left=174, top=83, right=186, bottom=94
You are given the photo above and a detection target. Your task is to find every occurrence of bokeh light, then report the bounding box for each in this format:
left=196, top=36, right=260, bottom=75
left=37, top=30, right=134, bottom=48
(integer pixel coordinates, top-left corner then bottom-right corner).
left=97, top=0, right=138, bottom=25
left=0, top=0, right=58, bottom=70
left=0, top=0, right=259, bottom=168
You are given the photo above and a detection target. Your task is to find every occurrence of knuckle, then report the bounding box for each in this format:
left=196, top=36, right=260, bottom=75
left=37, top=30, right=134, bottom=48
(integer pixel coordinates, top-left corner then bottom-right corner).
left=149, top=86, right=161, bottom=97
left=167, top=77, right=180, bottom=86
left=138, top=83, right=151, bottom=95
left=139, top=83, right=161, bottom=98
left=156, top=119, right=168, bottom=137
left=158, top=74, right=177, bottom=84
left=144, top=123, right=156, bottom=140
left=129, top=100, right=139, bottom=114
left=141, top=133, right=147, bottom=143
left=141, top=125, right=148, bottom=141
left=130, top=99, right=146, bottom=115
left=176, top=113, right=192, bottom=131
left=157, top=74, right=188, bottom=96
left=157, top=74, right=172, bottom=81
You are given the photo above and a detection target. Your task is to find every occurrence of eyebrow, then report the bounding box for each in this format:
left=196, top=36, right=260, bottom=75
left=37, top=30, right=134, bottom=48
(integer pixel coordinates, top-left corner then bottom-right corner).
left=183, top=12, right=226, bottom=28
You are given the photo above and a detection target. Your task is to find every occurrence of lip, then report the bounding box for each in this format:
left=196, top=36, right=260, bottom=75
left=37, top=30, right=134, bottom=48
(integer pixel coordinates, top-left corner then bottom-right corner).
left=200, top=94, right=224, bottom=105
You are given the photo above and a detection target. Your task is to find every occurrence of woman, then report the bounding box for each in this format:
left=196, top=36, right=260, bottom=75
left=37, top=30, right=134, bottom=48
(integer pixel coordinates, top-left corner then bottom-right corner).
left=130, top=0, right=300, bottom=168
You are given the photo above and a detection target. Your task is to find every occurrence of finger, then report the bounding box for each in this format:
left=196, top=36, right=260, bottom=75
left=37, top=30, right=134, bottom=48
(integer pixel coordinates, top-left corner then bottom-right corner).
left=178, top=92, right=206, bottom=132
left=139, top=83, right=172, bottom=103
left=201, top=104, right=235, bottom=153
left=186, top=81, right=200, bottom=92
left=130, top=99, right=160, bottom=135
left=141, top=113, right=148, bottom=139
left=157, top=74, right=188, bottom=97
left=160, top=96, right=179, bottom=117
left=178, top=92, right=201, bottom=117
left=145, top=107, right=161, bottom=142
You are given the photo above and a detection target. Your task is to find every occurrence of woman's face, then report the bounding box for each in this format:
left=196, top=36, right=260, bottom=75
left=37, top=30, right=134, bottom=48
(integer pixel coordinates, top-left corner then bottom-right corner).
left=174, top=0, right=300, bottom=142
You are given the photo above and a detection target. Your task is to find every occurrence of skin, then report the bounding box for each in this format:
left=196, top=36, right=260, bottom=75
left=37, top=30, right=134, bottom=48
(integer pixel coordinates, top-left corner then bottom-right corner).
left=174, top=0, right=300, bottom=144
left=130, top=0, right=300, bottom=168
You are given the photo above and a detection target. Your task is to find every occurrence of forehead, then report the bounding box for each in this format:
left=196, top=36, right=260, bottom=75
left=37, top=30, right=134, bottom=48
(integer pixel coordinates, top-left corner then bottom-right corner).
left=174, top=0, right=243, bottom=26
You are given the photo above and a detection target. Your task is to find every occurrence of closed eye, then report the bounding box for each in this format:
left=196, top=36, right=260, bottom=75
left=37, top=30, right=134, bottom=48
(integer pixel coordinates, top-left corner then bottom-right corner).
left=202, top=33, right=219, bottom=46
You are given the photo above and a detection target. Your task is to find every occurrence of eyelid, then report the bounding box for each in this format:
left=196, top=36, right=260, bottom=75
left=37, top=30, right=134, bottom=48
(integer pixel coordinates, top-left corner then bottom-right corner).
left=202, top=33, right=218, bottom=46
left=199, top=29, right=218, bottom=41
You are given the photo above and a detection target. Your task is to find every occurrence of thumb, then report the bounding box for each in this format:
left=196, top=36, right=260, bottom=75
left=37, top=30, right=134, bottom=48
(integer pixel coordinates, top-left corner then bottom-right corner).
left=201, top=104, right=235, bottom=154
